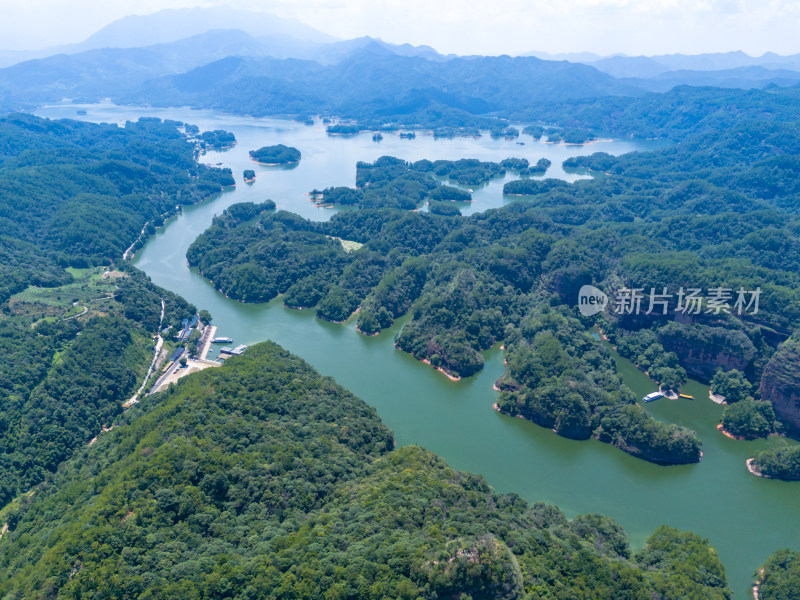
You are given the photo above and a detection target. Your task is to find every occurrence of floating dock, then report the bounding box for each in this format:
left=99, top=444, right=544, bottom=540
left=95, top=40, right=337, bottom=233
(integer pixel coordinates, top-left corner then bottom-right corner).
left=219, top=344, right=247, bottom=356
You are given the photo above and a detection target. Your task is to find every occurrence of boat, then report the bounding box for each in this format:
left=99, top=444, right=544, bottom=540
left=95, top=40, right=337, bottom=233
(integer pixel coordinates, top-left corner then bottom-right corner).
left=679, top=393, right=694, bottom=400
left=642, top=391, right=663, bottom=403
left=211, top=336, right=233, bottom=343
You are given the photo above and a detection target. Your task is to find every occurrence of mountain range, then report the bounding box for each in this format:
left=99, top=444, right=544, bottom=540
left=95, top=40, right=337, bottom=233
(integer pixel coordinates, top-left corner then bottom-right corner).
left=2, top=7, right=800, bottom=122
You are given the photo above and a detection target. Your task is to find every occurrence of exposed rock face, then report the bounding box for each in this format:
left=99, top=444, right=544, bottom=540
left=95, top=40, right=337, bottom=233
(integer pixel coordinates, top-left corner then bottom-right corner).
left=761, top=336, right=800, bottom=433
left=657, top=322, right=755, bottom=380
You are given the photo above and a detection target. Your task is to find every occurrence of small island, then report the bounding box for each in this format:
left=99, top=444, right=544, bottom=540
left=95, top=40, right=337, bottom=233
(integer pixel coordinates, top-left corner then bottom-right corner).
left=748, top=446, right=800, bottom=480
left=522, top=124, right=544, bottom=139
left=249, top=144, right=301, bottom=165
left=199, top=129, right=237, bottom=150
left=243, top=169, right=255, bottom=183
left=490, top=126, right=520, bottom=138
left=326, top=124, right=360, bottom=135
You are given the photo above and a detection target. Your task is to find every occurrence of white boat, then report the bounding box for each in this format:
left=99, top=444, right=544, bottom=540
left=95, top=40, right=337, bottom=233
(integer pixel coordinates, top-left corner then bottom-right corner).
left=642, top=392, right=663, bottom=403
left=211, top=336, right=233, bottom=343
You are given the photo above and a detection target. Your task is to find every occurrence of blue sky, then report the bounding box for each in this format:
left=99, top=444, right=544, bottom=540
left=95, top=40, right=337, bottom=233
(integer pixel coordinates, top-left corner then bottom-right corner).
left=3, top=0, right=799, bottom=56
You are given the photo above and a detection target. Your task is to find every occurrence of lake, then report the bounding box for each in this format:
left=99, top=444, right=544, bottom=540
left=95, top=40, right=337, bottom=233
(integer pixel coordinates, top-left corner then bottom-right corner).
left=36, top=102, right=800, bottom=598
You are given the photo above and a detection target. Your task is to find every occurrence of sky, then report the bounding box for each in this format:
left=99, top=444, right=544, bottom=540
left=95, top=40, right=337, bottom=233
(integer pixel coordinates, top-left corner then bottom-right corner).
left=1, top=0, right=799, bottom=56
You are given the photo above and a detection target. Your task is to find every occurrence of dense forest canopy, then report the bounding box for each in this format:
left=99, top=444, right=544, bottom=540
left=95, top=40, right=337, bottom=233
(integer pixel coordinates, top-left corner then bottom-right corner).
left=0, top=266, right=197, bottom=507
left=0, top=115, right=235, bottom=508
left=0, top=62, right=798, bottom=594
left=198, top=128, right=236, bottom=150
left=187, top=200, right=707, bottom=463
left=756, top=549, right=800, bottom=599
left=249, top=143, right=300, bottom=164
left=0, top=113, right=233, bottom=296
left=750, top=446, right=800, bottom=480
left=495, top=307, right=701, bottom=464
left=188, top=84, right=800, bottom=471
left=0, top=342, right=732, bottom=600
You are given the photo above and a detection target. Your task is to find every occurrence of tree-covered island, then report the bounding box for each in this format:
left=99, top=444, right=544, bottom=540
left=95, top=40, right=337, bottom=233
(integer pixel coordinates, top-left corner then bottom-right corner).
left=249, top=143, right=301, bottom=165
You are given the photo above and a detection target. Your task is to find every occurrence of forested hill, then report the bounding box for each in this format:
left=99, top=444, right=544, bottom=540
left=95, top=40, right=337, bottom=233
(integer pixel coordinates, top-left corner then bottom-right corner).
left=0, top=266, right=197, bottom=507
left=0, top=114, right=232, bottom=285
left=0, top=114, right=229, bottom=508
left=527, top=83, right=800, bottom=140
left=129, top=51, right=636, bottom=120
left=0, top=341, right=732, bottom=600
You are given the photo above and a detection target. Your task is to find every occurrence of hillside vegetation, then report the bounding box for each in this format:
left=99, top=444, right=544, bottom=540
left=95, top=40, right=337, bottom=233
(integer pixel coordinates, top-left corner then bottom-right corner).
left=0, top=342, right=731, bottom=600
left=0, top=115, right=231, bottom=508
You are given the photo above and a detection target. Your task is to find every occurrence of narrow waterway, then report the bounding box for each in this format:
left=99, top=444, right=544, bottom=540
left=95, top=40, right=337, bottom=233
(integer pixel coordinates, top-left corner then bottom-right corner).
left=36, top=103, right=800, bottom=598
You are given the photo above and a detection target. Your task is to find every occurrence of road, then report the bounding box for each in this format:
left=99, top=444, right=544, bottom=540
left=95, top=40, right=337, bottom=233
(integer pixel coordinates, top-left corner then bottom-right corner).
left=125, top=298, right=165, bottom=405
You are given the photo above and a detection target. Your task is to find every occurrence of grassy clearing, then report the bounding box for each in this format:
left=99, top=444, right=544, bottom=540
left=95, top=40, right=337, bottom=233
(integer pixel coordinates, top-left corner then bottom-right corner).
left=9, top=267, right=122, bottom=320
left=338, top=238, right=364, bottom=253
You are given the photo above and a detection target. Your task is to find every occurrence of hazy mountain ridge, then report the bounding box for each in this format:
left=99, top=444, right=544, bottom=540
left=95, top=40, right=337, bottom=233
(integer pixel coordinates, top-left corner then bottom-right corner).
left=529, top=49, right=800, bottom=75
left=621, top=66, right=800, bottom=93
left=2, top=6, right=800, bottom=120
left=0, top=7, right=333, bottom=68
left=527, top=49, right=800, bottom=91
left=122, top=48, right=637, bottom=122
left=0, top=36, right=636, bottom=120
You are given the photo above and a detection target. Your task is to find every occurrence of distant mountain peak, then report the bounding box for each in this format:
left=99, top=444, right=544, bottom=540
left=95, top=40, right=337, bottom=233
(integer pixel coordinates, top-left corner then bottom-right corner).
left=78, top=6, right=336, bottom=50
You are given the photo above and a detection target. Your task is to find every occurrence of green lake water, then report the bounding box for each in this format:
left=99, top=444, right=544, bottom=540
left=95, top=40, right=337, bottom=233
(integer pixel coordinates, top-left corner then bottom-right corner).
left=36, top=103, right=800, bottom=598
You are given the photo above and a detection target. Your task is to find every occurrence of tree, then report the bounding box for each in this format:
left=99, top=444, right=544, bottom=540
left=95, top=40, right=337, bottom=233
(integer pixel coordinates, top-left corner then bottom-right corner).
left=187, top=329, right=202, bottom=357
left=721, top=399, right=776, bottom=439
left=711, top=369, right=752, bottom=402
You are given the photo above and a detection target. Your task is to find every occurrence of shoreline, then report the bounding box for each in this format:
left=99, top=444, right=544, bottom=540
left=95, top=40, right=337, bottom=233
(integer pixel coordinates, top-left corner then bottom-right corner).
left=746, top=458, right=768, bottom=478
left=563, top=138, right=614, bottom=146
left=753, top=568, right=764, bottom=600
left=717, top=423, right=747, bottom=440
left=355, top=324, right=380, bottom=337
left=493, top=402, right=522, bottom=418
left=419, top=357, right=461, bottom=381
left=284, top=302, right=315, bottom=310
left=250, top=159, right=300, bottom=166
